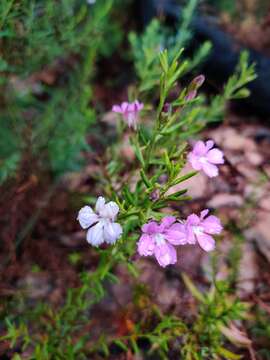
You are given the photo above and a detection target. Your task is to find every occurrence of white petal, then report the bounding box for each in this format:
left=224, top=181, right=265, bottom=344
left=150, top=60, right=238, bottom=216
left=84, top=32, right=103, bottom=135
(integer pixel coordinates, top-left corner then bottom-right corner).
left=95, top=196, right=106, bottom=214
left=77, top=206, right=98, bottom=229
left=86, top=222, right=104, bottom=247
left=103, top=222, right=122, bottom=244
left=99, top=201, right=119, bottom=220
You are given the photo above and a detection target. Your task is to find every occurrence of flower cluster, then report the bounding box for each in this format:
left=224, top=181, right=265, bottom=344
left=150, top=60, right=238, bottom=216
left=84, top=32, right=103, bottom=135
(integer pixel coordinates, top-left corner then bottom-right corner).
left=137, top=210, right=222, bottom=267
left=78, top=94, right=225, bottom=269
left=77, top=138, right=224, bottom=267
left=112, top=100, right=144, bottom=130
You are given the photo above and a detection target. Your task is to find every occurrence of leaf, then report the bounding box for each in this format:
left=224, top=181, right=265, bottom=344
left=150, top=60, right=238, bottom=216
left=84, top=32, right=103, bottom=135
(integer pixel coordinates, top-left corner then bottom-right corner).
left=122, top=185, right=136, bottom=205
left=231, top=88, right=250, bottom=99
left=172, top=171, right=198, bottom=185
left=132, top=141, right=145, bottom=167
left=114, top=339, right=129, bottom=352
left=181, top=272, right=205, bottom=303
left=159, top=50, right=168, bottom=73
left=127, top=262, right=139, bottom=278
left=130, top=337, right=140, bottom=354
left=165, top=189, right=187, bottom=198
left=217, top=346, right=242, bottom=359
left=163, top=150, right=172, bottom=173
left=219, top=324, right=252, bottom=347
left=140, top=169, right=152, bottom=188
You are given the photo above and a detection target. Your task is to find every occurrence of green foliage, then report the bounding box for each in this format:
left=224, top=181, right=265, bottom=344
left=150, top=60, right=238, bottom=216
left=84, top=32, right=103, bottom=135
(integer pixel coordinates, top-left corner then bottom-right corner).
left=129, top=0, right=212, bottom=93
left=0, top=0, right=122, bottom=182
left=178, top=277, right=247, bottom=359
left=251, top=309, right=270, bottom=359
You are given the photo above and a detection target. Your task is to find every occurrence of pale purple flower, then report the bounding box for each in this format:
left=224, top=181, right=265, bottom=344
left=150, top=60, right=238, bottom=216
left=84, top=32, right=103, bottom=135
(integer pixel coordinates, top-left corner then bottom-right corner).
left=184, top=209, right=223, bottom=252
left=137, top=217, right=186, bottom=267
left=188, top=140, right=224, bottom=177
left=77, top=197, right=122, bottom=247
left=112, top=100, right=144, bottom=130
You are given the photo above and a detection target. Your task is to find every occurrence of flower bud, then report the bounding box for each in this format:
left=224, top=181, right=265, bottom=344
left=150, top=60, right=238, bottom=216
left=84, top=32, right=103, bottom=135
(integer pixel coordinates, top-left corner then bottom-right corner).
left=162, top=102, right=171, bottom=113
left=149, top=189, right=160, bottom=201
left=192, top=74, right=205, bottom=89
left=185, top=90, right=197, bottom=102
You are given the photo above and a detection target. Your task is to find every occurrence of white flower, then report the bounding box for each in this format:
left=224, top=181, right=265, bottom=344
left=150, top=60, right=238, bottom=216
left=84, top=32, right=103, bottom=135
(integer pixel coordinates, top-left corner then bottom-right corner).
left=77, top=197, right=122, bottom=247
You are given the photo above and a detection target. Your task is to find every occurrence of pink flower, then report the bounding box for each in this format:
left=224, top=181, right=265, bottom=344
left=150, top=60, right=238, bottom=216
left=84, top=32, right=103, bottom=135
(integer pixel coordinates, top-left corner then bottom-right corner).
left=137, top=217, right=186, bottom=267
left=112, top=100, right=144, bottom=130
left=184, top=209, right=223, bottom=252
left=188, top=140, right=224, bottom=177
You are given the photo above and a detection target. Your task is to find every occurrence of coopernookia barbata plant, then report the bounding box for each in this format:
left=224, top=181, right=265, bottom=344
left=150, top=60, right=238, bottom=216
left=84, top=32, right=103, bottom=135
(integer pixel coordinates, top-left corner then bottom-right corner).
left=2, top=48, right=256, bottom=359
left=77, top=48, right=255, bottom=269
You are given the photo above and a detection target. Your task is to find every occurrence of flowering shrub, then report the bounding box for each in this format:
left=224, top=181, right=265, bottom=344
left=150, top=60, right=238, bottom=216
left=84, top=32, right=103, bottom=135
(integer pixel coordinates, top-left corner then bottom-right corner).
left=77, top=48, right=254, bottom=274
left=72, top=47, right=255, bottom=358
left=2, top=48, right=256, bottom=360
left=1, top=1, right=258, bottom=358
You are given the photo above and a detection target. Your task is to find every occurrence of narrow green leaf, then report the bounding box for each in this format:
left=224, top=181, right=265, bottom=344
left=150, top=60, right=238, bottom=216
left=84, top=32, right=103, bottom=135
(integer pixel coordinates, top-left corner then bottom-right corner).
left=132, top=142, right=145, bottom=167
left=159, top=50, right=168, bottom=73
left=114, top=339, right=129, bottom=352
left=130, top=337, right=140, bottom=354
left=140, top=169, right=152, bottom=188
left=217, top=347, right=242, bottom=359
left=172, top=171, right=197, bottom=185
left=181, top=272, right=205, bottom=303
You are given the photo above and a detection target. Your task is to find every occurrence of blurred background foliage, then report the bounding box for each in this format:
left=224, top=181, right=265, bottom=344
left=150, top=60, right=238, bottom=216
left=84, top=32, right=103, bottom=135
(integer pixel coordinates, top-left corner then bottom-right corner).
left=0, top=0, right=125, bottom=182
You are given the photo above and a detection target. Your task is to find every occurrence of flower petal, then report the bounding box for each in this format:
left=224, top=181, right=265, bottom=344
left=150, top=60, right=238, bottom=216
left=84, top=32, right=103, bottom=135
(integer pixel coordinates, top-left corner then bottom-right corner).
left=103, top=221, right=122, bottom=244
left=121, top=102, right=129, bottom=112
left=202, top=162, right=219, bottom=177
left=197, top=233, right=215, bottom=252
left=192, top=141, right=207, bottom=156
left=86, top=222, right=104, bottom=247
left=165, top=223, right=187, bottom=245
left=154, top=243, right=177, bottom=267
left=95, top=196, right=106, bottom=214
left=77, top=206, right=98, bottom=229
left=99, top=201, right=119, bottom=220
left=127, top=112, right=137, bottom=129
left=186, top=214, right=200, bottom=226
left=185, top=224, right=197, bottom=244
left=200, top=209, right=209, bottom=220
left=188, top=152, right=203, bottom=170
left=201, top=215, right=223, bottom=235
left=137, top=234, right=155, bottom=256
left=206, top=148, right=224, bottom=164
left=136, top=100, right=144, bottom=111
left=205, top=140, right=214, bottom=151
left=142, top=221, right=160, bottom=235
left=160, top=216, right=176, bottom=229
left=112, top=105, right=123, bottom=113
